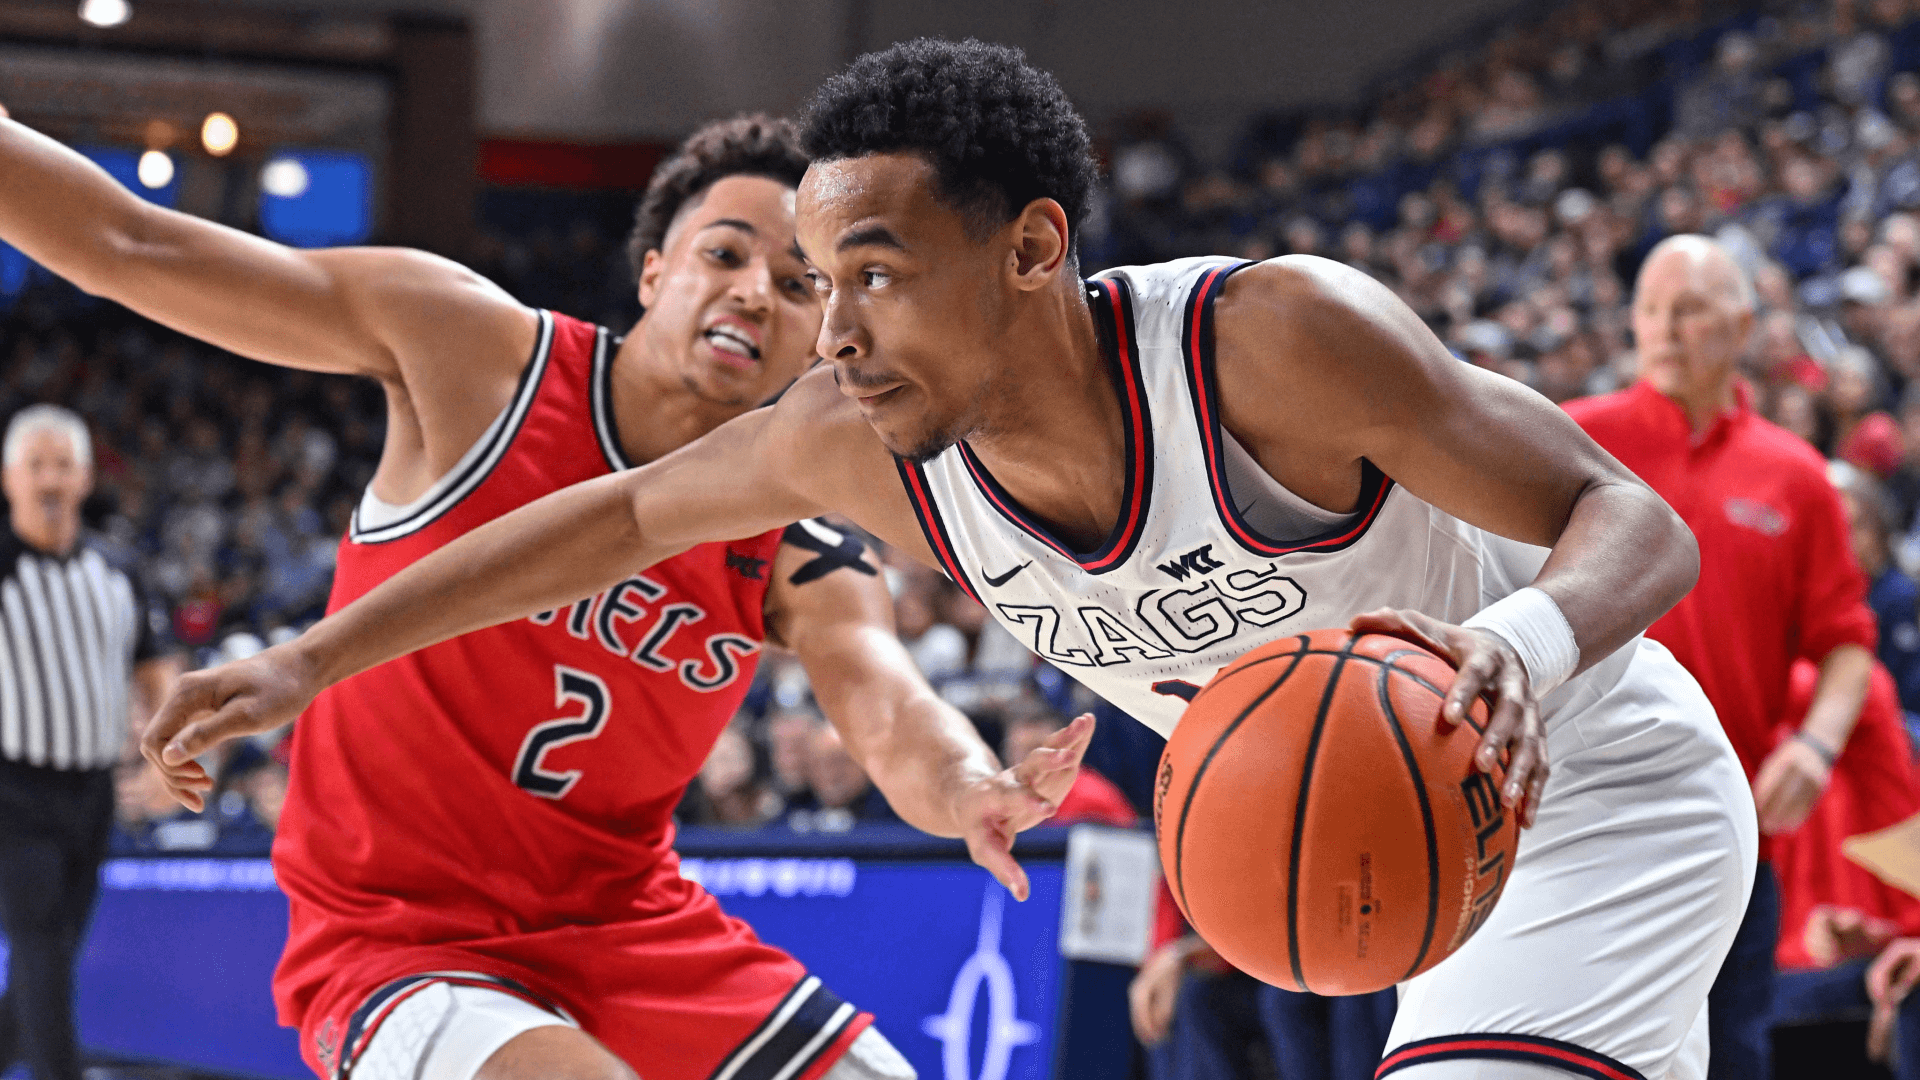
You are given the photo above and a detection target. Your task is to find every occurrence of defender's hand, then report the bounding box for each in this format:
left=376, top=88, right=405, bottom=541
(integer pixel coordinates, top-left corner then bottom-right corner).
left=952, top=712, right=1095, bottom=901
left=1350, top=608, right=1549, bottom=828
left=1753, top=736, right=1831, bottom=835
left=138, top=644, right=323, bottom=811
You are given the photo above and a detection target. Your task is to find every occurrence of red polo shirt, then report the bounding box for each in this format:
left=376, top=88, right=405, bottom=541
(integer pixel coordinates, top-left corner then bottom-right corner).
left=1565, top=380, right=1877, bottom=784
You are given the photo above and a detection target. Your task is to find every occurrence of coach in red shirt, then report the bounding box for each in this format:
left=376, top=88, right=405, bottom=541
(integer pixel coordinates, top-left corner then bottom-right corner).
left=1567, top=234, right=1877, bottom=1080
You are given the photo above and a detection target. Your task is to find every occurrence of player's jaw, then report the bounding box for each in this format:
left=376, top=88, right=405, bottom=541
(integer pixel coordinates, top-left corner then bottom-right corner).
left=831, top=359, right=978, bottom=463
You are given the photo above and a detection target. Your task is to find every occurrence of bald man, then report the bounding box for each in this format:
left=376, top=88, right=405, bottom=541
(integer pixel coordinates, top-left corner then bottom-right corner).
left=1567, top=235, right=1879, bottom=1080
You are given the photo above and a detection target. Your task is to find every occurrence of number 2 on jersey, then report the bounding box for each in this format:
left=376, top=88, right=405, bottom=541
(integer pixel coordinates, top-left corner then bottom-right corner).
left=513, top=665, right=611, bottom=799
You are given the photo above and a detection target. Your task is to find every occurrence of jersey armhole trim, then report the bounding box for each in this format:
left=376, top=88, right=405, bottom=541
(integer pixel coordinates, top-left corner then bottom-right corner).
left=1179, top=264, right=1397, bottom=558
left=588, top=327, right=630, bottom=471
left=895, top=458, right=983, bottom=605
left=349, top=310, right=556, bottom=545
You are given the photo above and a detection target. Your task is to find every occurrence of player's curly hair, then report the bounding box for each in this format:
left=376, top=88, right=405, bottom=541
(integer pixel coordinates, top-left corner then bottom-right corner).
left=800, top=38, right=1098, bottom=253
left=625, top=114, right=810, bottom=280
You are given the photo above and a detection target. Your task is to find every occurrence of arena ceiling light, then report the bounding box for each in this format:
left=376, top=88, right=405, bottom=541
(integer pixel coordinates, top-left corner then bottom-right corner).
left=78, top=0, right=130, bottom=28
left=136, top=149, right=174, bottom=190
left=260, top=157, right=310, bottom=199
left=201, top=112, right=238, bottom=157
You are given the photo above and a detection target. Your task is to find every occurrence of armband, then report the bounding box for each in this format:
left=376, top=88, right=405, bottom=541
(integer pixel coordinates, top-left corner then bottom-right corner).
left=1461, top=587, right=1580, bottom=698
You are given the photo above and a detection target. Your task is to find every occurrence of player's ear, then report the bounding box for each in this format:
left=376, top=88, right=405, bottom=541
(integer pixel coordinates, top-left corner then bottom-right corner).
left=1009, top=198, right=1071, bottom=291
left=638, top=247, right=666, bottom=308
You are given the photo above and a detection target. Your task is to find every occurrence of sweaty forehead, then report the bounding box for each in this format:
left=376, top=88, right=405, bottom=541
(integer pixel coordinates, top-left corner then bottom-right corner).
left=797, top=154, right=947, bottom=247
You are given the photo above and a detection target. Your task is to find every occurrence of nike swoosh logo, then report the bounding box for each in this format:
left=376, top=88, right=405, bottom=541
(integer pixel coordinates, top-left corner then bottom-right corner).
left=982, top=561, right=1031, bottom=588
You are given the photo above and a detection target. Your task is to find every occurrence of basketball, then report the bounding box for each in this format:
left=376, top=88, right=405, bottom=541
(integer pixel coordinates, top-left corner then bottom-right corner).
left=1154, top=628, right=1521, bottom=995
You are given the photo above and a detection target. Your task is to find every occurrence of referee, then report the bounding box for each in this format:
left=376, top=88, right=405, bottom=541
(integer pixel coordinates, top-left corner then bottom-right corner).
left=0, top=405, right=177, bottom=1080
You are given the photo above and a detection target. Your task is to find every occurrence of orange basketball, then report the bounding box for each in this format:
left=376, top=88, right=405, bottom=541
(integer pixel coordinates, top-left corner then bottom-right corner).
left=1153, top=628, right=1521, bottom=995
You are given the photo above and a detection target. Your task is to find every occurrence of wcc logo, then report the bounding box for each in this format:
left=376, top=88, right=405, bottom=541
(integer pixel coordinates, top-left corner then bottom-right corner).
left=1156, top=544, right=1225, bottom=582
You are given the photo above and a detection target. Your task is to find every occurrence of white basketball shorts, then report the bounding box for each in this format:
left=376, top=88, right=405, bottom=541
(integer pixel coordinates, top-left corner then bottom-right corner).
left=1378, top=639, right=1757, bottom=1080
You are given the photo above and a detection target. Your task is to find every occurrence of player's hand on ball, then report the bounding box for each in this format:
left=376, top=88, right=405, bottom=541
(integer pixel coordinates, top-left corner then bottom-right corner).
left=1752, top=734, right=1832, bottom=835
left=953, top=712, right=1094, bottom=901
left=140, top=643, right=323, bottom=812
left=1349, top=608, right=1549, bottom=828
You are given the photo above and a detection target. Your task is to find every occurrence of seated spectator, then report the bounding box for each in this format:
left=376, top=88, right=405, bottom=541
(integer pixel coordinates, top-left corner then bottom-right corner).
left=209, top=742, right=282, bottom=853
left=765, top=706, right=821, bottom=803
left=784, top=724, right=896, bottom=832
left=1772, top=657, right=1920, bottom=1074
left=111, top=760, right=216, bottom=854
left=1131, top=880, right=1394, bottom=1080
left=1837, top=464, right=1920, bottom=711
left=1000, top=700, right=1135, bottom=827
left=681, top=724, right=781, bottom=828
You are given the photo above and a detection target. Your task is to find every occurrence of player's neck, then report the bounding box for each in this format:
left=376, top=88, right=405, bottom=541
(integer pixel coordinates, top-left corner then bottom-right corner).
left=605, top=330, right=750, bottom=467
left=961, top=285, right=1131, bottom=553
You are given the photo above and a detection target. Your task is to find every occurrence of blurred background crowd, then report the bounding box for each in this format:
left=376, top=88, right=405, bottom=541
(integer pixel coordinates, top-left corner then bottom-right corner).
left=10, top=0, right=1920, bottom=1011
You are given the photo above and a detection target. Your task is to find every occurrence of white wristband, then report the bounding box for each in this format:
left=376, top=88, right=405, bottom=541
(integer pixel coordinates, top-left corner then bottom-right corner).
left=1461, top=587, right=1580, bottom=698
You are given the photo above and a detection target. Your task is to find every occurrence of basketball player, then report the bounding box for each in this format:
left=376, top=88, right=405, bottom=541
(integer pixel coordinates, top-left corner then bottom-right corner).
left=0, top=113, right=1095, bottom=1080
left=146, top=41, right=1759, bottom=1079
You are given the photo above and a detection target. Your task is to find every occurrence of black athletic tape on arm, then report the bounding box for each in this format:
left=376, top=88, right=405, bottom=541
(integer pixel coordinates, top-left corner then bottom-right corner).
left=782, top=519, right=879, bottom=585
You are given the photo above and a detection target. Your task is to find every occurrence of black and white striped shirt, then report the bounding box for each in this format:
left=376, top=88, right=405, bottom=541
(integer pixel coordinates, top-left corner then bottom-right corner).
left=0, top=525, right=162, bottom=771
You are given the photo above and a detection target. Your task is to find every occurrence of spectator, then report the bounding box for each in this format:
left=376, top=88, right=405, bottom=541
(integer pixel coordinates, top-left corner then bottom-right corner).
left=1769, top=658, right=1920, bottom=1075
left=764, top=706, right=821, bottom=803
left=999, top=700, right=1134, bottom=827
left=1568, top=236, right=1880, bottom=1080
left=1835, top=464, right=1920, bottom=711
left=784, top=724, right=895, bottom=832
left=682, top=725, right=781, bottom=828
left=0, top=405, right=180, bottom=1080
left=1131, top=880, right=1396, bottom=1080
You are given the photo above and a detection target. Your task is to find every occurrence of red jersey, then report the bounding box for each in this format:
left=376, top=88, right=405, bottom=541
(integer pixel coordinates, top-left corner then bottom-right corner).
left=1772, top=659, right=1920, bottom=968
left=273, top=312, right=785, bottom=1038
left=1048, top=766, right=1137, bottom=828
left=1566, top=381, right=1878, bottom=783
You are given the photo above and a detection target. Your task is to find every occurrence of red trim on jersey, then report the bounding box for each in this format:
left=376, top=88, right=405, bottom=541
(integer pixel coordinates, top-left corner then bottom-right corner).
left=896, top=458, right=982, bottom=604
left=949, top=277, right=1152, bottom=573
left=1179, top=262, right=1397, bottom=558
left=791, top=1012, right=875, bottom=1080
left=1376, top=1033, right=1646, bottom=1080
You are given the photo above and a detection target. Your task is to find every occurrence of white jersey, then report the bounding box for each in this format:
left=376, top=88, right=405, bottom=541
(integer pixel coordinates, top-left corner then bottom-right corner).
left=895, top=256, right=1634, bottom=738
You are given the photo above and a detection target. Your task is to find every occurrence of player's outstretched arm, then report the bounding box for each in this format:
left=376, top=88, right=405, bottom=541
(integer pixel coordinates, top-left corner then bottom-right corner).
left=0, top=115, right=528, bottom=380
left=140, top=400, right=829, bottom=807
left=766, top=530, right=1093, bottom=900
left=1217, top=256, right=1700, bottom=824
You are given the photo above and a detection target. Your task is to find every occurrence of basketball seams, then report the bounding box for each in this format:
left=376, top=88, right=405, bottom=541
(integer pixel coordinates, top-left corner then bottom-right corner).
left=1169, top=636, right=1313, bottom=921
left=1198, top=643, right=1488, bottom=739
left=1284, top=635, right=1358, bottom=993
left=1374, top=661, right=1443, bottom=982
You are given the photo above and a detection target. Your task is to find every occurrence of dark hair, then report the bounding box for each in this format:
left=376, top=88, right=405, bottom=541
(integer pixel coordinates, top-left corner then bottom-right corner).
left=625, top=114, right=810, bottom=281
left=800, top=38, right=1098, bottom=249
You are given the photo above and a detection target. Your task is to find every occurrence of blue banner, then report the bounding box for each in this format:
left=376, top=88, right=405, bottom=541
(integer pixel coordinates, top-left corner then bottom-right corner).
left=54, top=856, right=1067, bottom=1080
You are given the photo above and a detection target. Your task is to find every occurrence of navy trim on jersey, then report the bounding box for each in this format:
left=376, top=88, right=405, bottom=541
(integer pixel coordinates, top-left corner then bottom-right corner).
left=1177, top=264, right=1398, bottom=559
left=334, top=971, right=571, bottom=1080
left=1376, top=1033, right=1647, bottom=1080
left=707, top=975, right=861, bottom=1080
left=589, top=326, right=632, bottom=471
left=949, top=277, right=1152, bottom=574
left=897, top=459, right=982, bottom=604
left=349, top=310, right=558, bottom=544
